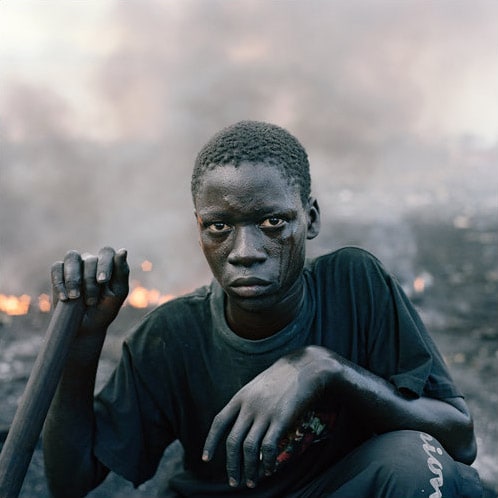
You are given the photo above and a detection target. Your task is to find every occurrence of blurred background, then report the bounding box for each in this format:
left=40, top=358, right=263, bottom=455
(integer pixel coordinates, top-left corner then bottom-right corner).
left=1, top=1, right=497, bottom=496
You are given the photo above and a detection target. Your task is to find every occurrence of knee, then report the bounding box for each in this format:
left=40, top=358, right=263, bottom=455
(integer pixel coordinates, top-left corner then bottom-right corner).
left=367, top=431, right=455, bottom=496
left=373, top=430, right=445, bottom=468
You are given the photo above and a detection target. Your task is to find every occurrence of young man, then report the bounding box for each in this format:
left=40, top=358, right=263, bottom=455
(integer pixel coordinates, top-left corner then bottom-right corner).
left=43, top=121, right=482, bottom=497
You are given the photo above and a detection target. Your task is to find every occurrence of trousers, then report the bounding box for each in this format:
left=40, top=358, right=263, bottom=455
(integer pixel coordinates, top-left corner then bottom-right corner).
left=289, top=430, right=483, bottom=498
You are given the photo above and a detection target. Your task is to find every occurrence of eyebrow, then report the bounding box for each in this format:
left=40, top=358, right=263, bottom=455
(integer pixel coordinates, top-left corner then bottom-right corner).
left=197, top=206, right=298, bottom=221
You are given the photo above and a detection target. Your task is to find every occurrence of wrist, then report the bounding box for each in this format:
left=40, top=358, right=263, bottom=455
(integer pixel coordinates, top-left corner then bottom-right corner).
left=66, top=327, right=107, bottom=366
left=303, top=346, right=345, bottom=392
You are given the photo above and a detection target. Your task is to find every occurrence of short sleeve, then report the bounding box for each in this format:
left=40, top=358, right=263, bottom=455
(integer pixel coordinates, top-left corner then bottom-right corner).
left=94, top=340, right=175, bottom=487
left=367, top=262, right=462, bottom=400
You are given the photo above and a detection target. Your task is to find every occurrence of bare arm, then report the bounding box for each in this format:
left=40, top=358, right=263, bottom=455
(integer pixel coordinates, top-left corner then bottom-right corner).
left=318, top=346, right=476, bottom=463
left=203, top=345, right=476, bottom=489
left=42, top=248, right=129, bottom=497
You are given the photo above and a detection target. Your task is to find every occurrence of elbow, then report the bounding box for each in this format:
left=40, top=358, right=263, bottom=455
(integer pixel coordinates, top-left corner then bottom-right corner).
left=454, top=437, right=477, bottom=466
left=456, top=428, right=477, bottom=465
left=463, top=438, right=478, bottom=466
left=451, top=414, right=478, bottom=465
left=441, top=397, right=478, bottom=465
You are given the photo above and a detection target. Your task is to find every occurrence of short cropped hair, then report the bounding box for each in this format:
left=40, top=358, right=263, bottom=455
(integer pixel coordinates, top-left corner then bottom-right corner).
left=191, top=121, right=311, bottom=205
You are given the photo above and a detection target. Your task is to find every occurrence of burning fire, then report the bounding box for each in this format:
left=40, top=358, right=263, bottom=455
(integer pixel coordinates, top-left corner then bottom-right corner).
left=0, top=286, right=175, bottom=316
left=0, top=294, right=32, bottom=316
left=126, top=282, right=174, bottom=309
left=0, top=261, right=175, bottom=316
left=38, top=293, right=52, bottom=313
left=125, top=259, right=174, bottom=308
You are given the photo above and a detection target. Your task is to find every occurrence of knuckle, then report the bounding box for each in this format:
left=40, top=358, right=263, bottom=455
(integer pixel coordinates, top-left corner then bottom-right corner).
left=243, top=439, right=258, bottom=455
left=51, top=260, right=63, bottom=272
left=84, top=275, right=98, bottom=286
left=52, top=280, right=65, bottom=291
left=261, top=440, right=277, bottom=458
left=82, top=253, right=98, bottom=264
left=64, top=249, right=81, bottom=261
left=225, top=434, right=239, bottom=453
left=99, top=246, right=115, bottom=257
left=84, top=284, right=99, bottom=297
left=83, top=267, right=98, bottom=282
left=211, top=414, right=223, bottom=431
left=65, top=277, right=81, bottom=288
left=51, top=262, right=64, bottom=283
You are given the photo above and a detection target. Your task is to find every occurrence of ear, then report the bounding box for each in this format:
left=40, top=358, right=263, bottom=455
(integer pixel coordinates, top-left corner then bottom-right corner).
left=194, top=210, right=203, bottom=247
left=306, top=197, right=321, bottom=240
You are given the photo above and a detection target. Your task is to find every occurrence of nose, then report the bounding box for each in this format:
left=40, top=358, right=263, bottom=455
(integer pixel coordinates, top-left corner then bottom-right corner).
left=227, top=225, right=267, bottom=267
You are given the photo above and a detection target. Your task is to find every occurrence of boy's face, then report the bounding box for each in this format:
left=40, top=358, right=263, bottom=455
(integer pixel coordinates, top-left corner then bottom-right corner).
left=194, top=161, right=319, bottom=313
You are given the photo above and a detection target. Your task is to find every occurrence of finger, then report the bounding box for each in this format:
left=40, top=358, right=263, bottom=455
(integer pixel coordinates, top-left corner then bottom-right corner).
left=202, top=403, right=239, bottom=463
left=51, top=260, right=66, bottom=303
left=260, top=423, right=284, bottom=477
left=225, top=414, right=253, bottom=488
left=96, top=246, right=116, bottom=284
left=82, top=254, right=99, bottom=306
left=107, top=248, right=129, bottom=299
left=63, top=250, right=83, bottom=299
left=242, top=421, right=269, bottom=488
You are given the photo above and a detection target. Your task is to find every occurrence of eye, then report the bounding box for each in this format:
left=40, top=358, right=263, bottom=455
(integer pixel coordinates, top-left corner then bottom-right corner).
left=206, top=222, right=231, bottom=233
left=259, top=217, right=285, bottom=228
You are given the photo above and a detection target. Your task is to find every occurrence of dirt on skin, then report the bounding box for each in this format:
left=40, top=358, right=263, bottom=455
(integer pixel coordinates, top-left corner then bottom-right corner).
left=1, top=217, right=497, bottom=497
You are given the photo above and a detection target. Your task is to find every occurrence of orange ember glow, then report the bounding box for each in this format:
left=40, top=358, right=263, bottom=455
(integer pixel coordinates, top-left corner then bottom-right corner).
left=0, top=294, right=31, bottom=315
left=38, top=293, right=52, bottom=313
left=126, top=284, right=174, bottom=309
left=0, top=287, right=175, bottom=316
left=413, top=276, right=426, bottom=294
left=1, top=276, right=174, bottom=316
left=141, top=260, right=153, bottom=272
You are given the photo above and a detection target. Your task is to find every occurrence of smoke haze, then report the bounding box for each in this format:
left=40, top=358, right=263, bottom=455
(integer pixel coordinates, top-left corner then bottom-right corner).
left=1, top=0, right=497, bottom=295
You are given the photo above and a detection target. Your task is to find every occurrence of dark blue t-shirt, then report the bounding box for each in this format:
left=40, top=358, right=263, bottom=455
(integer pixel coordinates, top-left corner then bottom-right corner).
left=94, top=248, right=461, bottom=496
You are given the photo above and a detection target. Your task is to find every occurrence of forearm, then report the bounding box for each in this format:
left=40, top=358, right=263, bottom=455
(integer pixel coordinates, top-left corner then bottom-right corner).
left=43, top=331, right=109, bottom=497
left=314, top=346, right=477, bottom=464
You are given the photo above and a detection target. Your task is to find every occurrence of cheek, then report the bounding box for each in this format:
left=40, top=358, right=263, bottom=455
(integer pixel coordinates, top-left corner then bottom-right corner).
left=276, top=230, right=307, bottom=280
left=199, top=237, right=229, bottom=272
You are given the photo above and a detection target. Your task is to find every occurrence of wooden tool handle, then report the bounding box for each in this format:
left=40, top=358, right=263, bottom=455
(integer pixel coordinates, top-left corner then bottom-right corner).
left=0, top=299, right=85, bottom=498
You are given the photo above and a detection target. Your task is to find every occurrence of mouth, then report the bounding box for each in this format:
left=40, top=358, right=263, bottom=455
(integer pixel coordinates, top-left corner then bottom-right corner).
left=228, top=277, right=272, bottom=297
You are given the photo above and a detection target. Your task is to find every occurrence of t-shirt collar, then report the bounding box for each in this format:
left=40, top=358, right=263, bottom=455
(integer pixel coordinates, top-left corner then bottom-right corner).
left=209, top=274, right=314, bottom=355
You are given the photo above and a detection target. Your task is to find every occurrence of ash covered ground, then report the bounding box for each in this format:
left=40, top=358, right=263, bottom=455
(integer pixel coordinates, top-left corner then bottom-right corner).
left=1, top=216, right=497, bottom=497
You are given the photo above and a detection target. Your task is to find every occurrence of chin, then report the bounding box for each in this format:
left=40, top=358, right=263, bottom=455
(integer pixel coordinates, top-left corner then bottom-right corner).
left=228, top=293, right=280, bottom=313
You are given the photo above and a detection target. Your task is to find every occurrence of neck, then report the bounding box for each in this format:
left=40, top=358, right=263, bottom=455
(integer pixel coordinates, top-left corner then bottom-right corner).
left=225, top=278, right=305, bottom=340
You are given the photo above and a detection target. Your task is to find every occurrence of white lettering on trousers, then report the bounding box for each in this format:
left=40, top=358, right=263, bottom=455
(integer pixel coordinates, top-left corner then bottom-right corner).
left=419, top=432, right=444, bottom=498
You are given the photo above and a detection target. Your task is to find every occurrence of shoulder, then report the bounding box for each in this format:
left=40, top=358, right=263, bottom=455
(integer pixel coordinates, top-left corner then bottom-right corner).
left=308, top=246, right=387, bottom=277
left=125, top=284, right=212, bottom=352
left=305, top=247, right=393, bottom=304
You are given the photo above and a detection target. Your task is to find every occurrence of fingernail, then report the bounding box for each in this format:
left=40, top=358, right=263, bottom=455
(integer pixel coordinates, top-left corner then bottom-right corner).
left=68, top=289, right=80, bottom=299
left=229, top=477, right=238, bottom=487
left=59, top=292, right=68, bottom=301
left=246, top=480, right=256, bottom=488
left=202, top=451, right=209, bottom=462
left=98, top=272, right=107, bottom=282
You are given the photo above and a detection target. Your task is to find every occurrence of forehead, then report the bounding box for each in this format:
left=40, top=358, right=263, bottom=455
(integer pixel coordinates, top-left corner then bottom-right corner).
left=194, top=162, right=301, bottom=214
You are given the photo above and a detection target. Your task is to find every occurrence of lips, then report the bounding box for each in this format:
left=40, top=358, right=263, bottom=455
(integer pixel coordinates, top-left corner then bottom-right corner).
left=228, top=277, right=272, bottom=297
left=230, top=277, right=271, bottom=287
